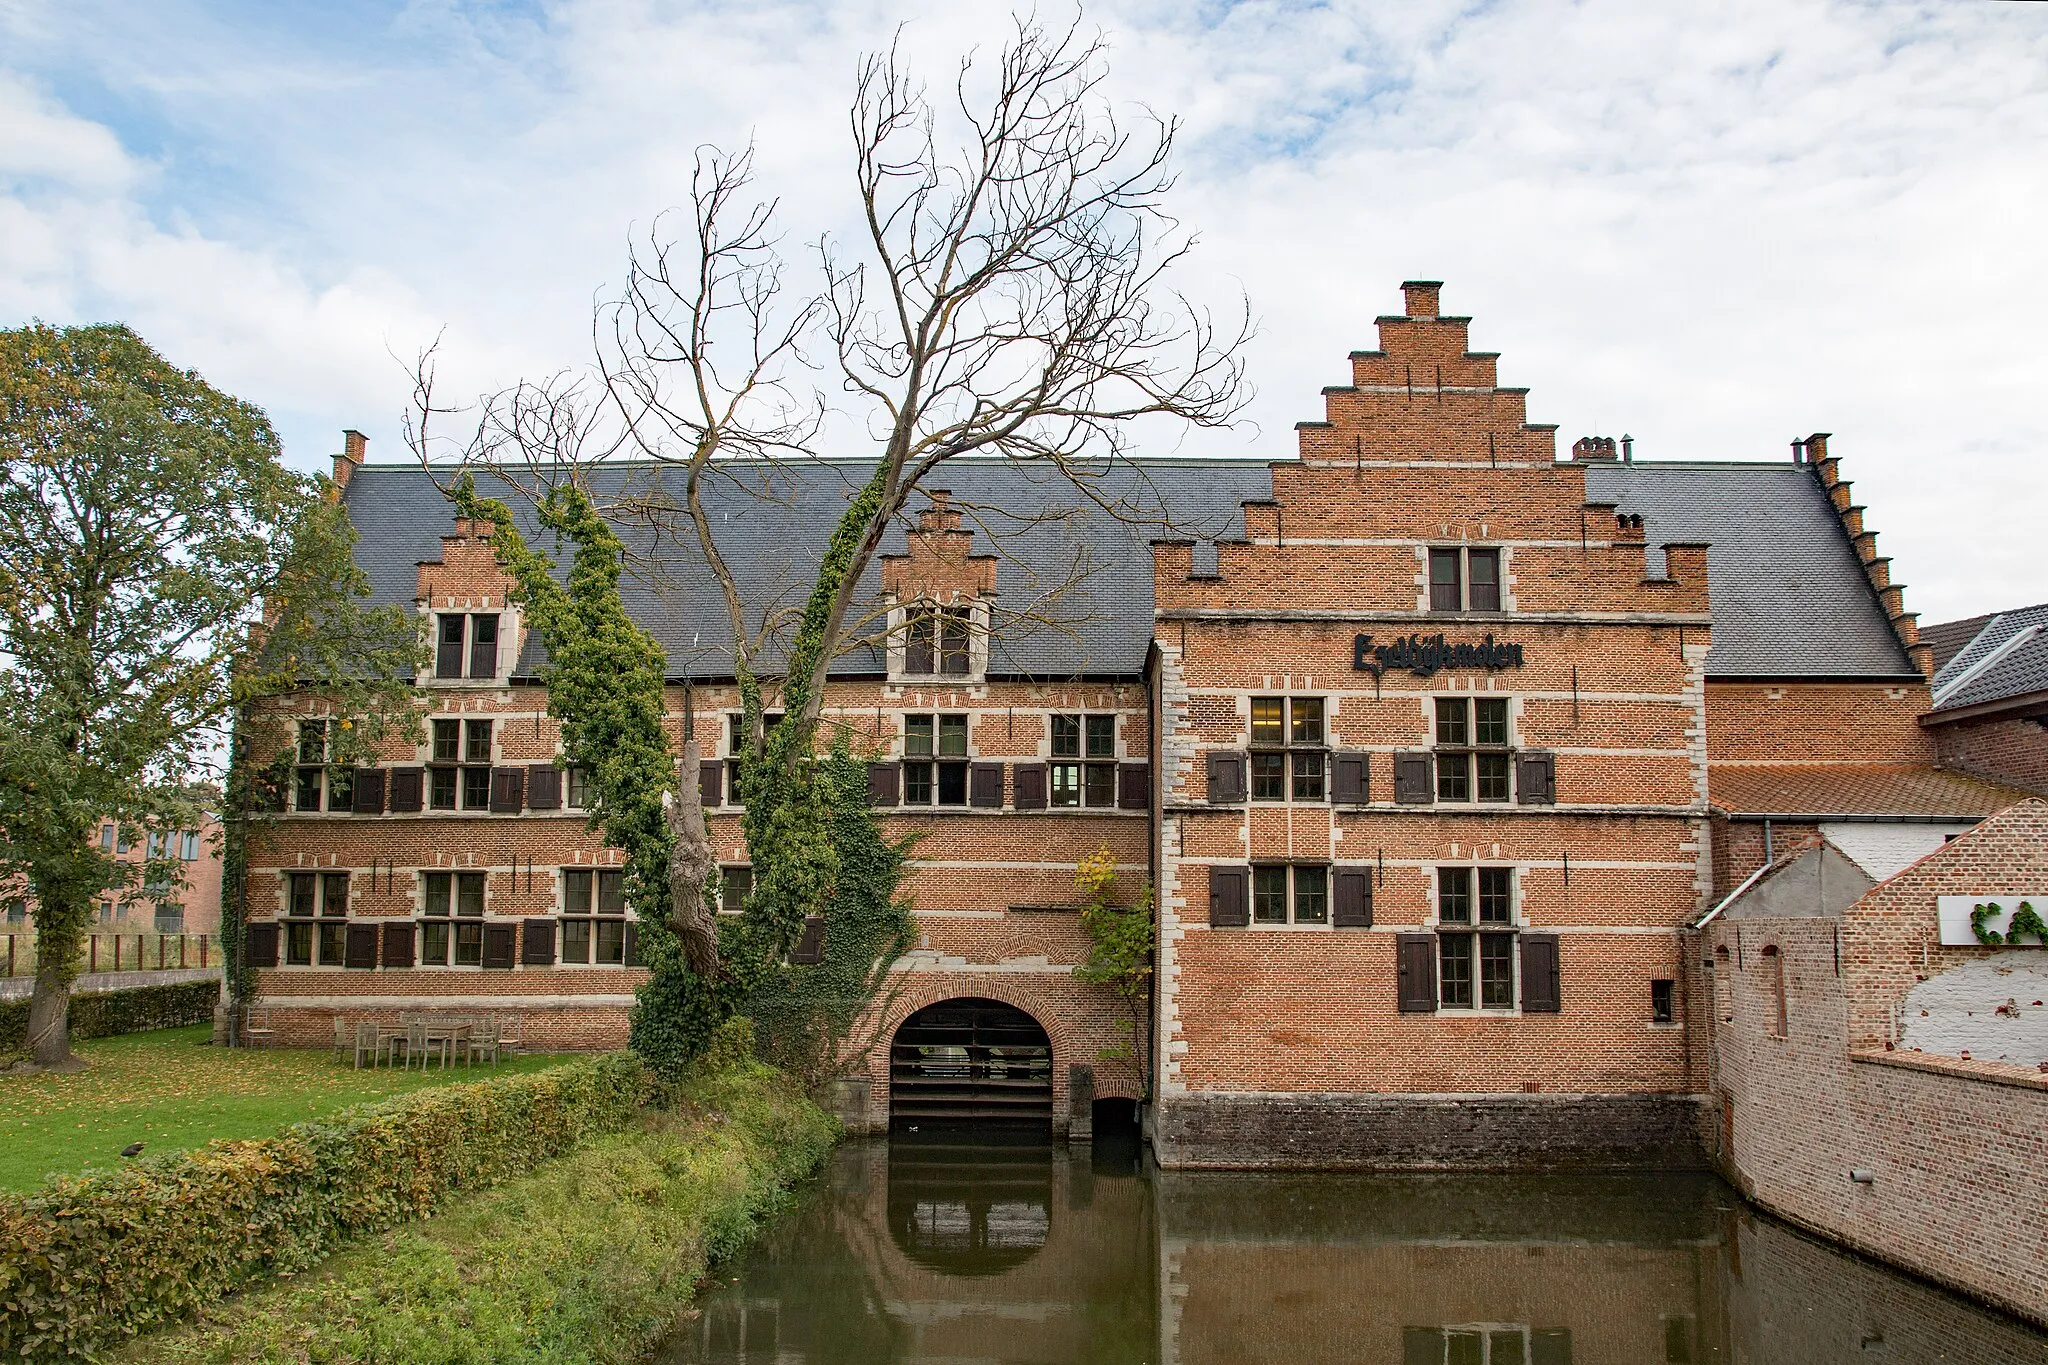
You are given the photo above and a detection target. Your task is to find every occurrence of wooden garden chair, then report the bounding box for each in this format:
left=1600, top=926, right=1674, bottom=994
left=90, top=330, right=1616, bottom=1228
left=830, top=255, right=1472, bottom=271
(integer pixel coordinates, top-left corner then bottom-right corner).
left=241, top=1006, right=277, bottom=1050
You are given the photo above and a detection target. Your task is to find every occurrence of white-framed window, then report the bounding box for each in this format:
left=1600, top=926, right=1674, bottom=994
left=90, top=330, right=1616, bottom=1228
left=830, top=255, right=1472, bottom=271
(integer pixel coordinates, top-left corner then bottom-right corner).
left=1434, top=696, right=1511, bottom=803
left=1436, top=866, right=1516, bottom=1010
left=560, top=868, right=631, bottom=965
left=890, top=599, right=986, bottom=681
left=1251, top=865, right=1328, bottom=925
left=903, top=713, right=971, bottom=805
left=284, top=870, right=350, bottom=966
left=420, top=870, right=486, bottom=965
left=1049, top=713, right=1117, bottom=807
left=433, top=611, right=503, bottom=681
left=1248, top=697, right=1326, bottom=802
left=1427, top=546, right=1503, bottom=612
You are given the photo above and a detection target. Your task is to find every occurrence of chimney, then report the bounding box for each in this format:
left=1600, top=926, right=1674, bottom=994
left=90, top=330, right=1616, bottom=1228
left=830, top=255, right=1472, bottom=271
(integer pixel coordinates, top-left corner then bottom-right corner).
left=334, top=429, right=367, bottom=490
left=1571, top=436, right=1618, bottom=462
left=1620, top=433, right=1634, bottom=462
left=1401, top=280, right=1443, bottom=319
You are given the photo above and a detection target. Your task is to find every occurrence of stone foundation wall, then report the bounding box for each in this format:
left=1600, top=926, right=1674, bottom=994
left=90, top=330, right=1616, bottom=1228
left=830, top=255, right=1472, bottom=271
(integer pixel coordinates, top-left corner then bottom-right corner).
left=1151, top=1091, right=1712, bottom=1171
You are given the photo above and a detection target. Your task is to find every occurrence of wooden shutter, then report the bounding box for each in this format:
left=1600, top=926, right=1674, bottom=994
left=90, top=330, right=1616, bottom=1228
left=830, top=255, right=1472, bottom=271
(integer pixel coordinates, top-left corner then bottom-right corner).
left=866, top=762, right=900, bottom=807
left=381, top=920, right=415, bottom=968
left=698, top=760, right=723, bottom=808
left=1397, top=934, right=1438, bottom=1012
left=1330, top=752, right=1370, bottom=805
left=1517, top=751, right=1557, bottom=805
left=435, top=615, right=464, bottom=679
left=468, top=613, right=499, bottom=678
left=1206, top=751, right=1246, bottom=804
left=389, top=767, right=425, bottom=813
left=624, top=922, right=641, bottom=966
left=1521, top=934, right=1561, bottom=1012
left=482, top=923, right=516, bottom=969
left=351, top=768, right=386, bottom=815
left=1393, top=752, right=1434, bottom=805
left=244, top=922, right=279, bottom=968
left=521, top=918, right=556, bottom=965
left=969, top=762, right=1005, bottom=808
left=1013, top=763, right=1048, bottom=810
left=527, top=764, right=562, bottom=810
left=344, top=924, right=378, bottom=969
left=790, top=915, right=826, bottom=965
left=1118, top=763, right=1151, bottom=810
left=1207, top=865, right=1249, bottom=928
left=1333, top=870, right=1373, bottom=927
left=489, top=766, right=526, bottom=813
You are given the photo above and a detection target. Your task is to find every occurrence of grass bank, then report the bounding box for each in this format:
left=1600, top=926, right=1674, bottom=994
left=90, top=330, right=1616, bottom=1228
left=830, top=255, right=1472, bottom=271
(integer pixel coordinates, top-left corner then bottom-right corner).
left=0, top=1024, right=567, bottom=1190
left=116, top=1050, right=837, bottom=1365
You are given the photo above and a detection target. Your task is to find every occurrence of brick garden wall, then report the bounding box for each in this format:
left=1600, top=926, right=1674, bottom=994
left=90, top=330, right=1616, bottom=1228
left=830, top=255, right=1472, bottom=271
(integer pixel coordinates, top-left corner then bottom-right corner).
left=1701, top=802, right=2048, bottom=1328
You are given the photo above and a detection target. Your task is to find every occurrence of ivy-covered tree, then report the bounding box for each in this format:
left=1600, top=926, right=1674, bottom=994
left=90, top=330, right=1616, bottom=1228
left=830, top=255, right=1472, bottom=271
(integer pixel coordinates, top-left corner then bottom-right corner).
left=0, top=323, right=421, bottom=1069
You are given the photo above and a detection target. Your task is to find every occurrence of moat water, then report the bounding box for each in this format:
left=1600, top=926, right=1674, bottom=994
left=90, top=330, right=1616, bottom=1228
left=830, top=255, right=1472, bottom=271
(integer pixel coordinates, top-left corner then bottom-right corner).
left=658, top=1129, right=2048, bottom=1365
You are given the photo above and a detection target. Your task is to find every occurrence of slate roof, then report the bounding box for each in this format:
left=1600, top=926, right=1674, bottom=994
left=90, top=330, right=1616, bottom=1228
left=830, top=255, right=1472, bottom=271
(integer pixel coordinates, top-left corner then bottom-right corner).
left=1583, top=461, right=1917, bottom=679
left=1926, top=602, right=2048, bottom=716
left=1708, top=763, right=2031, bottom=818
left=341, top=458, right=1272, bottom=681
left=342, top=455, right=1917, bottom=684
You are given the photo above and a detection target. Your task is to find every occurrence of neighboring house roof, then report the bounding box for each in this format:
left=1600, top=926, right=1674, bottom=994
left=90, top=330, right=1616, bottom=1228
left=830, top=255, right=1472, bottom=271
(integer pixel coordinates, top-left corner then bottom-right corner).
left=1925, top=602, right=2048, bottom=719
left=1708, top=763, right=2032, bottom=819
left=1697, top=820, right=1971, bottom=926
left=342, top=459, right=1272, bottom=681
left=341, top=455, right=1918, bottom=684
left=1920, top=612, right=1997, bottom=673
left=1583, top=462, right=1916, bottom=679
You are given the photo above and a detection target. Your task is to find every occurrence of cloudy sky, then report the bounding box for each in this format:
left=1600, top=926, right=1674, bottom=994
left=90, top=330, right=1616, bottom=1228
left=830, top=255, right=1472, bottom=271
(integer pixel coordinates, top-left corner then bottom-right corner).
left=3, top=0, right=2043, bottom=624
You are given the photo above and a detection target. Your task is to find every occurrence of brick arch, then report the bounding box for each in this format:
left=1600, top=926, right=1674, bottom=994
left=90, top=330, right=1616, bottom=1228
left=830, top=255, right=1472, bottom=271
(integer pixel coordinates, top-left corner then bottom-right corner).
left=868, top=976, right=1083, bottom=1127
left=877, top=977, right=1078, bottom=1065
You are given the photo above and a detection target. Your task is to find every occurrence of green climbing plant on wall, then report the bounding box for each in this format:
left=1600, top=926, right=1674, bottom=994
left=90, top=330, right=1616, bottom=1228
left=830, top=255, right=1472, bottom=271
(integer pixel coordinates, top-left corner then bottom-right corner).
left=1072, top=845, right=1155, bottom=1095
left=1971, top=899, right=2048, bottom=947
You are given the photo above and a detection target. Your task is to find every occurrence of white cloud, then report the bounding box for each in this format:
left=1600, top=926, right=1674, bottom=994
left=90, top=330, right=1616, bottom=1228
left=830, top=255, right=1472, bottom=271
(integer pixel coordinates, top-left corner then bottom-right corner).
left=1, top=0, right=2044, bottom=622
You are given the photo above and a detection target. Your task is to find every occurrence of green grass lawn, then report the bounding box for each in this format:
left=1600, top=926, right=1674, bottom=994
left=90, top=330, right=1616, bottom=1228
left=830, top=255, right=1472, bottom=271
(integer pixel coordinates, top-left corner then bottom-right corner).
left=0, top=1025, right=570, bottom=1192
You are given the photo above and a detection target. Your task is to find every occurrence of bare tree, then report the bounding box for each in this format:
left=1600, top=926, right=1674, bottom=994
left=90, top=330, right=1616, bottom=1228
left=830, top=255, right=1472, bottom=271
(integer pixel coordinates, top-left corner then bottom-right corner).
left=408, top=11, right=1248, bottom=1022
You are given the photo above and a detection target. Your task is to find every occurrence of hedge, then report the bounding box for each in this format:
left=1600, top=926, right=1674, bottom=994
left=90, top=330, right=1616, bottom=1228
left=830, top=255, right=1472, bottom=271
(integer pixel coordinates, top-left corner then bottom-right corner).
left=0, top=1051, right=646, bottom=1359
left=0, top=979, right=220, bottom=1055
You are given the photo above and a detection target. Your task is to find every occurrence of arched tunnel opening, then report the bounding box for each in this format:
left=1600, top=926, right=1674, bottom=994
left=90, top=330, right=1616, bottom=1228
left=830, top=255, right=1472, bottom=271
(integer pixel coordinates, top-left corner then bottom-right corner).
left=889, top=997, right=1053, bottom=1133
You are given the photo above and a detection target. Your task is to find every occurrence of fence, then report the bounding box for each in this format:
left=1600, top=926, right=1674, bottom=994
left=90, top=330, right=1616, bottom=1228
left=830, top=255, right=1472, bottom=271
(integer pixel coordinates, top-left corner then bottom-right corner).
left=0, top=932, right=211, bottom=979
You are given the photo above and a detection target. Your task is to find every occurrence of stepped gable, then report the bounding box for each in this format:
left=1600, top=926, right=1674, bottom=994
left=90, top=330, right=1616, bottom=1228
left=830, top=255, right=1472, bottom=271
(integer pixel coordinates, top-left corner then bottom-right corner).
left=1157, top=280, right=1711, bottom=621
left=343, top=458, right=1271, bottom=681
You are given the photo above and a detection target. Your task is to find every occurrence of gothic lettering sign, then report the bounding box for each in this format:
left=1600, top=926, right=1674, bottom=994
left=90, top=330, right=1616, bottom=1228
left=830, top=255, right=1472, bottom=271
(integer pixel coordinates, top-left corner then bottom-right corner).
left=1937, top=895, right=2048, bottom=948
left=1353, top=633, right=1525, bottom=679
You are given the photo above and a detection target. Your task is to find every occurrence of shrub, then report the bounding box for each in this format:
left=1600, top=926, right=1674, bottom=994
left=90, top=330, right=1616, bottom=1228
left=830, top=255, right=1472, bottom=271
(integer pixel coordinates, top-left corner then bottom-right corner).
left=0, top=1051, right=645, bottom=1359
left=0, top=979, right=219, bottom=1055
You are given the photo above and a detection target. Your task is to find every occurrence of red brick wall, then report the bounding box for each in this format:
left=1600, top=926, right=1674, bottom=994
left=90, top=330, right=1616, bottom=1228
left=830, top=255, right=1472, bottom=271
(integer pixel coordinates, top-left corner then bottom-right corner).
left=1703, top=910, right=2048, bottom=1327
left=1154, top=285, right=1712, bottom=1117
left=249, top=517, right=1152, bottom=1121
left=1706, top=681, right=1934, bottom=764
left=1929, top=715, right=2048, bottom=796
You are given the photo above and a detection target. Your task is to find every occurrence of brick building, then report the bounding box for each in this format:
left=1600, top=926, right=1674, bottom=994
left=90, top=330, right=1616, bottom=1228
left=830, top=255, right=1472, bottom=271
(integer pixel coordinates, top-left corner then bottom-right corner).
left=1917, top=602, right=2048, bottom=796
left=242, top=283, right=2011, bottom=1161
left=1699, top=798, right=2048, bottom=1328
left=3, top=811, right=222, bottom=937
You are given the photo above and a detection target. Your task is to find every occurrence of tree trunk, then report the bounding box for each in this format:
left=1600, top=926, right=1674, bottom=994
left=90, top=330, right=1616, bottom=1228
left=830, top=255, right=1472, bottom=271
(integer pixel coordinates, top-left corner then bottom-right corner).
left=26, top=957, right=79, bottom=1070
left=668, top=734, right=720, bottom=980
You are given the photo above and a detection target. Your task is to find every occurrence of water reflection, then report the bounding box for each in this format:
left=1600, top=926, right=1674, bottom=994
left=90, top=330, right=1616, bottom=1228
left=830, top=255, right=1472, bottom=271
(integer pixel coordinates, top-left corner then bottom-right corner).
left=662, top=1134, right=2048, bottom=1365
